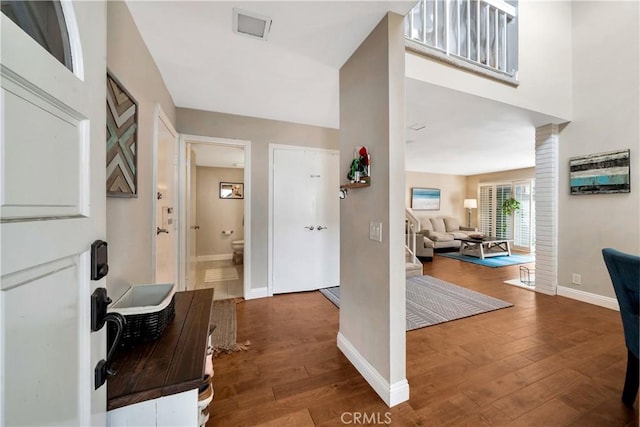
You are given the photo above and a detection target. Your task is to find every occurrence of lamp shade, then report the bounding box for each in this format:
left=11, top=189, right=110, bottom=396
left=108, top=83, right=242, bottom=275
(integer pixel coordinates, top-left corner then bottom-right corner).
left=464, top=198, right=477, bottom=209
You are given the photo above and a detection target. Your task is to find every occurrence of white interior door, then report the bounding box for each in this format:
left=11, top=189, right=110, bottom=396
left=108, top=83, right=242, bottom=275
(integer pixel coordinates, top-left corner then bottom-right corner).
left=272, top=148, right=339, bottom=294
left=1, top=2, right=107, bottom=426
left=187, top=147, right=198, bottom=290
left=314, top=152, right=340, bottom=288
left=154, top=109, right=178, bottom=286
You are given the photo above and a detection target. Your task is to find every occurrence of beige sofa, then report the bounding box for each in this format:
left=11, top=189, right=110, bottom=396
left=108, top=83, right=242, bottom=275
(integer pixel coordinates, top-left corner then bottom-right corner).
left=414, top=216, right=476, bottom=257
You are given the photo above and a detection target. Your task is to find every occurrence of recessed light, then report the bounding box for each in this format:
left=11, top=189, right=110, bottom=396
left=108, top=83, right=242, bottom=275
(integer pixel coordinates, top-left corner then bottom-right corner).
left=233, top=8, right=272, bottom=41
left=409, top=123, right=427, bottom=131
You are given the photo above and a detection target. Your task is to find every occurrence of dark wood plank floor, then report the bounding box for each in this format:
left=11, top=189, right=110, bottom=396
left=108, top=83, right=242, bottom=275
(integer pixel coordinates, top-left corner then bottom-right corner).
left=208, top=256, right=639, bottom=426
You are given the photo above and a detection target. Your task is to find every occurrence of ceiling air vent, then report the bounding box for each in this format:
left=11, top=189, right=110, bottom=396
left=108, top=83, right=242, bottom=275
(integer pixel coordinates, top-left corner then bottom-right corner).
left=233, top=8, right=272, bottom=41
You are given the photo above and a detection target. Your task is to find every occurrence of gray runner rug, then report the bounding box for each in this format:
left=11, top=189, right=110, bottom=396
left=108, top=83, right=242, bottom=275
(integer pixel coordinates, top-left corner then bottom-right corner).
left=319, top=275, right=512, bottom=331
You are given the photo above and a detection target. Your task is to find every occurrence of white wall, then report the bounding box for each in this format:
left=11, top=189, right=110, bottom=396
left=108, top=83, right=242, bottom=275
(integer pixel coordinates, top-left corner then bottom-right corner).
left=339, top=13, right=408, bottom=406
left=106, top=1, right=176, bottom=300
left=406, top=0, right=573, bottom=122
left=195, top=167, right=244, bottom=258
left=558, top=1, right=640, bottom=299
left=176, top=109, right=338, bottom=291
left=406, top=171, right=467, bottom=220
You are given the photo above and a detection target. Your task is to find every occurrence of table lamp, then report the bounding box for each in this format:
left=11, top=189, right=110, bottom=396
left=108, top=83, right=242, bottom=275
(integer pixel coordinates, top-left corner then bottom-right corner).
left=464, top=198, right=477, bottom=228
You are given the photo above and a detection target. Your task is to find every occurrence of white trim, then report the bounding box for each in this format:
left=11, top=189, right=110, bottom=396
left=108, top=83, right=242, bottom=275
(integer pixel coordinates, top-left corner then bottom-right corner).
left=151, top=104, right=179, bottom=288
left=197, top=254, right=232, bottom=262
left=267, top=144, right=340, bottom=298
left=245, top=286, right=269, bottom=300
left=337, top=332, right=409, bottom=407
left=178, top=134, right=251, bottom=299
left=60, top=0, right=84, bottom=80
left=557, top=286, right=620, bottom=311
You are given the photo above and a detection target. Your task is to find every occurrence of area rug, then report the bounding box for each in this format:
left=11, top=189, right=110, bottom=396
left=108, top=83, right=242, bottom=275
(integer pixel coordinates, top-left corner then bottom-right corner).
left=210, top=298, right=250, bottom=357
left=319, top=275, right=512, bottom=331
left=204, top=266, right=239, bottom=283
left=438, top=252, right=534, bottom=268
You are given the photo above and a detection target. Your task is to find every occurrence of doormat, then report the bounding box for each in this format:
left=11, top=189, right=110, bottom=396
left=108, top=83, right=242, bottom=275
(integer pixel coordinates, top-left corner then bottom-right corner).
left=210, top=298, right=250, bottom=357
left=319, top=275, right=512, bottom=331
left=438, top=252, right=534, bottom=268
left=204, top=267, right=239, bottom=283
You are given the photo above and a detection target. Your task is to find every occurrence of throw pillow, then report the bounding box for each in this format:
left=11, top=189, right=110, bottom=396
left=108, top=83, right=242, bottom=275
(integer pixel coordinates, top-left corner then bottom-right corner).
left=430, top=218, right=447, bottom=233
left=444, top=217, right=461, bottom=232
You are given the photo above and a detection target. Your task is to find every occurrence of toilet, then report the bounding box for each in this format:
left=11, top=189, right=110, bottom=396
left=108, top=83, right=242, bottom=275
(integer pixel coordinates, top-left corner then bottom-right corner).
left=231, top=240, right=244, bottom=265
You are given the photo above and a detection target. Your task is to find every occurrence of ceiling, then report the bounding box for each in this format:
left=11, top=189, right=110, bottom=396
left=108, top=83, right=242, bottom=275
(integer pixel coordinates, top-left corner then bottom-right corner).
left=191, top=143, right=244, bottom=168
left=127, top=1, right=554, bottom=176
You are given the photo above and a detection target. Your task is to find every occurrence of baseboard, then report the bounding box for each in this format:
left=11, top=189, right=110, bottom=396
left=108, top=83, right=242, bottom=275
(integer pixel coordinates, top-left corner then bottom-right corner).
left=245, top=286, right=268, bottom=300
left=197, top=254, right=232, bottom=262
left=557, top=286, right=619, bottom=311
left=337, top=332, right=410, bottom=407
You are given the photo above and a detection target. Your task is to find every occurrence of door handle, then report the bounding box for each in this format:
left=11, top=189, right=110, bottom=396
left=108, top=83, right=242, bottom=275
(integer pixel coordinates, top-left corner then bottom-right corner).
left=317, top=226, right=327, bottom=231
left=304, top=226, right=315, bottom=230
left=190, top=225, right=200, bottom=230
left=157, top=227, right=169, bottom=235
left=91, top=288, right=126, bottom=389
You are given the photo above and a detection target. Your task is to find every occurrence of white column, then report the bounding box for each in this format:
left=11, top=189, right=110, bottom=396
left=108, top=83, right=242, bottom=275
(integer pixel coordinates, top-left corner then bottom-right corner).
left=535, top=124, right=559, bottom=295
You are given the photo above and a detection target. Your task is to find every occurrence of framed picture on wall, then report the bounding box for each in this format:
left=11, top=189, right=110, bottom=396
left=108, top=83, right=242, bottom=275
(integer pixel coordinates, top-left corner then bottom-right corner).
left=106, top=70, right=138, bottom=197
left=569, top=149, right=630, bottom=195
left=411, top=187, right=440, bottom=210
left=220, top=182, right=244, bottom=199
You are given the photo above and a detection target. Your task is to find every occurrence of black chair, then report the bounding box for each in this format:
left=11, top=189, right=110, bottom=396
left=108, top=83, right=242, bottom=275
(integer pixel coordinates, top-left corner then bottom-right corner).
left=602, top=248, right=640, bottom=407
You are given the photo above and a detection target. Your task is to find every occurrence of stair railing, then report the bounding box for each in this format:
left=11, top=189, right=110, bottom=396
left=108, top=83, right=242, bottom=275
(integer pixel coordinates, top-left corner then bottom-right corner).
left=405, top=209, right=421, bottom=266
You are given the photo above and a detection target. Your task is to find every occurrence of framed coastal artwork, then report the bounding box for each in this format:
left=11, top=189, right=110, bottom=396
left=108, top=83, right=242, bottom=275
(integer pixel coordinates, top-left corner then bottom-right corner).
left=569, top=149, right=630, bottom=195
left=411, top=187, right=441, bottom=210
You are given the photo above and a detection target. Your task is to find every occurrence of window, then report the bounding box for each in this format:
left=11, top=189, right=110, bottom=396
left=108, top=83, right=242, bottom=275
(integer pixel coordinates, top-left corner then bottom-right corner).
left=478, top=179, right=535, bottom=251
left=1, top=0, right=73, bottom=71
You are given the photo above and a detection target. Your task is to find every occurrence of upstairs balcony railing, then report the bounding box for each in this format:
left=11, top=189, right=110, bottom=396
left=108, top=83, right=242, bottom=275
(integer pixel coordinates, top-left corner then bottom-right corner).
left=405, top=0, right=518, bottom=79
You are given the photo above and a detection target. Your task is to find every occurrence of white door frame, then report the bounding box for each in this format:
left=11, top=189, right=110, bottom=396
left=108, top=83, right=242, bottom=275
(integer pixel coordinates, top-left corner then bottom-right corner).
left=151, top=104, right=179, bottom=286
left=178, top=134, right=251, bottom=297
left=267, top=144, right=339, bottom=297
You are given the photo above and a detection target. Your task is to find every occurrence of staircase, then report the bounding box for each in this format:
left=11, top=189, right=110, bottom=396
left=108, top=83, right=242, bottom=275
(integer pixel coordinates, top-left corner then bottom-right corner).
left=406, top=209, right=423, bottom=277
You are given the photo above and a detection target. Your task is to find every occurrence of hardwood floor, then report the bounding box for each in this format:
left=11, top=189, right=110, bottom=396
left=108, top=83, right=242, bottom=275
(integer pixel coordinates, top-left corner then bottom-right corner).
left=208, top=256, right=639, bottom=426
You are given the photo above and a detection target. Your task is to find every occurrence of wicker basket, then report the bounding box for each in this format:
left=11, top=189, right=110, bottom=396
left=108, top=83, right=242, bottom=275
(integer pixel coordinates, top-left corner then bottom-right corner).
left=108, top=283, right=176, bottom=346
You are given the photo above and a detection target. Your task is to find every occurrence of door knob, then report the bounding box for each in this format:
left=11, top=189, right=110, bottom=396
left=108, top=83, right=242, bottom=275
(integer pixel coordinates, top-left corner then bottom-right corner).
left=157, top=227, right=169, bottom=235
left=304, top=226, right=315, bottom=230
left=317, top=226, right=327, bottom=231
left=190, top=225, right=200, bottom=230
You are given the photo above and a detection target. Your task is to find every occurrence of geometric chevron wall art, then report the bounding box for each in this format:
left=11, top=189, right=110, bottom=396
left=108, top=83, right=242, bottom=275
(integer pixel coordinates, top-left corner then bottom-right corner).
left=107, top=71, right=138, bottom=197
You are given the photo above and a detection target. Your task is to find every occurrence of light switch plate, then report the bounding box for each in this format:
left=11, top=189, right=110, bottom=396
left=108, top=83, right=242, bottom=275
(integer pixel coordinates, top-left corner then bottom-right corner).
left=369, top=221, right=382, bottom=242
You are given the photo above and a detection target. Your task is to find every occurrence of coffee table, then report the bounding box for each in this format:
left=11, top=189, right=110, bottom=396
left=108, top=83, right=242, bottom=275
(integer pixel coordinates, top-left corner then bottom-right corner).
left=459, top=236, right=512, bottom=259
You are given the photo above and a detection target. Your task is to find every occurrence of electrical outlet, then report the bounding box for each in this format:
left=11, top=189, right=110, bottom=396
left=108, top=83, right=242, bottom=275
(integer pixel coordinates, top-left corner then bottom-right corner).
left=571, top=273, right=581, bottom=285
left=369, top=221, right=382, bottom=242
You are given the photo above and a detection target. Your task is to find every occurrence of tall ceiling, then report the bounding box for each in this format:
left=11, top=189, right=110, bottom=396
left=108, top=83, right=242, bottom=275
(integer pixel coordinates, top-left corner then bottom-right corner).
left=127, top=1, right=549, bottom=176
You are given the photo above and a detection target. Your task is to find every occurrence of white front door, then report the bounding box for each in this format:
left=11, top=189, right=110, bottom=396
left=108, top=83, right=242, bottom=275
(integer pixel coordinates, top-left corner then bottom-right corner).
left=1, top=2, right=107, bottom=426
left=272, top=147, right=339, bottom=294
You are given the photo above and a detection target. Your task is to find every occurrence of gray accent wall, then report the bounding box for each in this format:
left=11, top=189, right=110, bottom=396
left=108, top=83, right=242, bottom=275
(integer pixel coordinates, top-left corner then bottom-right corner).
left=106, top=1, right=176, bottom=301
left=176, top=109, right=339, bottom=291
left=339, top=13, right=408, bottom=405
left=559, top=1, right=640, bottom=299
left=196, top=166, right=244, bottom=258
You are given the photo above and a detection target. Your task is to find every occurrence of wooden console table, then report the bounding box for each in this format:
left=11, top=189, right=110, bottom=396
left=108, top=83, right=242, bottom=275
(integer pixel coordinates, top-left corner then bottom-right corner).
left=107, top=289, right=213, bottom=425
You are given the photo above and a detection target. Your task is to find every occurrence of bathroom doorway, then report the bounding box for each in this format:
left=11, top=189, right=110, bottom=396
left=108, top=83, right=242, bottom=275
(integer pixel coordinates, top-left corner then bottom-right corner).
left=180, top=135, right=251, bottom=300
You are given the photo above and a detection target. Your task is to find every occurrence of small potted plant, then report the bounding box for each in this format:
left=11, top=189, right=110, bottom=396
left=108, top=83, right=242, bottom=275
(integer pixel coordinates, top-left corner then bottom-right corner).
left=500, top=197, right=521, bottom=235
left=501, top=197, right=521, bottom=216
